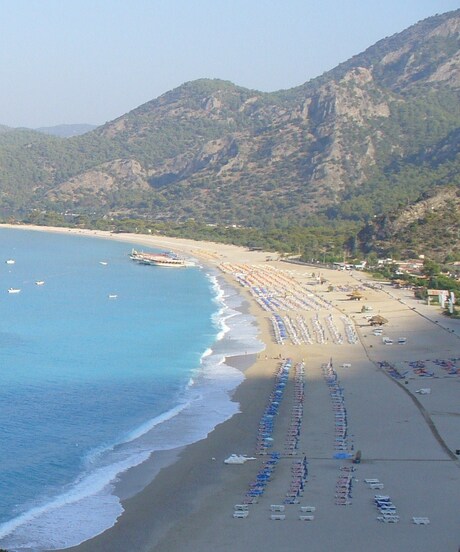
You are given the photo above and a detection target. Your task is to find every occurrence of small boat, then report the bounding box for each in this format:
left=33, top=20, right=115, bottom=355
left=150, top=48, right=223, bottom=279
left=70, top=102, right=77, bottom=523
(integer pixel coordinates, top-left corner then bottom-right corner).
left=8, top=288, right=21, bottom=294
left=108, top=294, right=118, bottom=299
left=6, top=259, right=15, bottom=264
left=35, top=280, right=45, bottom=286
left=99, top=261, right=108, bottom=266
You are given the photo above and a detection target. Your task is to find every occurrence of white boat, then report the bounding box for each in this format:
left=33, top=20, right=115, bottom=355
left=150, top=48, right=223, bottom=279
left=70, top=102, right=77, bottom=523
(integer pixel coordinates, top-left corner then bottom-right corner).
left=8, top=288, right=21, bottom=294
left=6, top=259, right=15, bottom=264
left=35, top=280, right=45, bottom=286
left=99, top=261, right=108, bottom=266
left=129, top=249, right=194, bottom=267
left=108, top=294, right=118, bottom=299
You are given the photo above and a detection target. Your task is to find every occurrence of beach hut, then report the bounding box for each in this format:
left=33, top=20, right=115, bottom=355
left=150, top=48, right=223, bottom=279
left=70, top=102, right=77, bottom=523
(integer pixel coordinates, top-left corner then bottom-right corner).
left=369, top=315, right=388, bottom=326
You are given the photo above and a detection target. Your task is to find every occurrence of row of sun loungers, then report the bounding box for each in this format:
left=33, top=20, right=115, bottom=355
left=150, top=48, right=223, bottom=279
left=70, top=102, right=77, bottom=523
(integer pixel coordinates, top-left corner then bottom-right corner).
left=242, top=452, right=281, bottom=504
left=296, top=315, right=313, bottom=344
left=238, top=494, right=312, bottom=519
left=312, top=314, right=326, bottom=343
left=269, top=504, right=315, bottom=521
left=284, top=362, right=305, bottom=455
left=341, top=315, right=358, bottom=344
left=322, top=360, right=355, bottom=506
left=284, top=456, right=309, bottom=504
left=365, top=479, right=399, bottom=522
left=271, top=314, right=287, bottom=344
left=242, top=360, right=289, bottom=507
left=325, top=314, right=343, bottom=344
left=219, top=263, right=329, bottom=314
left=366, top=480, right=430, bottom=524
left=255, top=360, right=291, bottom=454
left=374, top=494, right=399, bottom=523
left=368, top=477, right=399, bottom=522
left=272, top=312, right=355, bottom=347
left=323, top=362, right=352, bottom=456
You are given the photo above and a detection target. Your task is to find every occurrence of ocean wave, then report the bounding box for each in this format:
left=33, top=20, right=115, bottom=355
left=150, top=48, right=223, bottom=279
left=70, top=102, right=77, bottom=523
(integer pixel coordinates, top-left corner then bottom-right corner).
left=0, top=267, right=264, bottom=551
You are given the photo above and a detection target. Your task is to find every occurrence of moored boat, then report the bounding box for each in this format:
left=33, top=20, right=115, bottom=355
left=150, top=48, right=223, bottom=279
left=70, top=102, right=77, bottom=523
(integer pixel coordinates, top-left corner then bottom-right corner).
left=129, top=249, right=194, bottom=267
left=35, top=280, right=45, bottom=286
left=6, top=259, right=15, bottom=264
left=8, top=288, right=21, bottom=293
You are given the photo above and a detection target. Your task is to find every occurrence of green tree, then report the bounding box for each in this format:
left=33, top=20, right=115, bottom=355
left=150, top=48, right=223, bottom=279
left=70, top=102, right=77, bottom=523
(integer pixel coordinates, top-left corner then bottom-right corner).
left=422, top=258, right=441, bottom=278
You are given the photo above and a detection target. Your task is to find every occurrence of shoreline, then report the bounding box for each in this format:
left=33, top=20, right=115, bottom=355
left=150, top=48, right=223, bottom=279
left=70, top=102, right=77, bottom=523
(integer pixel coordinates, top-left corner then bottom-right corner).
left=1, top=224, right=459, bottom=552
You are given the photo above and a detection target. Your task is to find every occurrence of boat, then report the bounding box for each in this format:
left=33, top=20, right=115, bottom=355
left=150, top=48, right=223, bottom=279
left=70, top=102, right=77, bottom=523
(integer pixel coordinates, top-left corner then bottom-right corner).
left=108, top=294, right=118, bottom=299
left=129, top=249, right=194, bottom=267
left=8, top=288, right=21, bottom=294
left=99, top=261, right=108, bottom=266
left=6, top=259, right=15, bottom=264
left=35, top=280, right=45, bottom=286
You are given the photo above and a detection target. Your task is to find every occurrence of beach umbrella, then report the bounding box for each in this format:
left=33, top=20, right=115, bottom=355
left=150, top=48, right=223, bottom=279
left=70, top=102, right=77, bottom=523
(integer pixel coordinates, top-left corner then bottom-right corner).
left=369, top=315, right=388, bottom=326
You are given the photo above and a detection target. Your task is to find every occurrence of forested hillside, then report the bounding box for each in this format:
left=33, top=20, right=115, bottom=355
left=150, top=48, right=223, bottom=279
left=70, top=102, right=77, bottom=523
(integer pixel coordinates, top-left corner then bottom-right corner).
left=0, top=9, right=459, bottom=261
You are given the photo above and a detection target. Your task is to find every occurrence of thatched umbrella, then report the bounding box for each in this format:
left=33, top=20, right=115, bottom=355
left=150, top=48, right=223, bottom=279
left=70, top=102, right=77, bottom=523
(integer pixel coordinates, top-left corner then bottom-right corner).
left=347, top=290, right=363, bottom=300
left=369, top=315, right=388, bottom=326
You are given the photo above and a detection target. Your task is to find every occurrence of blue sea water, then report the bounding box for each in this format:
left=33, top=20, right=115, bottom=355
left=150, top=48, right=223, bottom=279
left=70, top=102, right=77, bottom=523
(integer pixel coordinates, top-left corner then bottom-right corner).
left=0, top=228, right=263, bottom=551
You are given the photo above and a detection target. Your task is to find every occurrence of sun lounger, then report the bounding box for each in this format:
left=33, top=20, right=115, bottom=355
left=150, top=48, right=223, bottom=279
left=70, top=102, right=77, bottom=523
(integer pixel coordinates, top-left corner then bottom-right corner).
left=299, top=515, right=314, bottom=521
left=270, top=514, right=286, bottom=520
left=377, top=516, right=399, bottom=523
left=412, top=517, right=430, bottom=525
left=300, top=506, right=316, bottom=512
left=234, top=504, right=249, bottom=511
left=233, top=510, right=249, bottom=518
left=364, top=479, right=380, bottom=484
left=270, top=504, right=285, bottom=512
left=370, top=483, right=384, bottom=489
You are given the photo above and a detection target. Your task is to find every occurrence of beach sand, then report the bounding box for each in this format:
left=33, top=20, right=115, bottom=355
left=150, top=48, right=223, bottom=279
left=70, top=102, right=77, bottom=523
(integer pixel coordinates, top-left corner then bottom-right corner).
left=2, top=225, right=459, bottom=552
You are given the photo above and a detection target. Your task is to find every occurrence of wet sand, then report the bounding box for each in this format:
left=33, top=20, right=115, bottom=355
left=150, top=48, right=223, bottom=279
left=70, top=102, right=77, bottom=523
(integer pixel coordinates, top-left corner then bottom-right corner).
left=2, top=225, right=459, bottom=552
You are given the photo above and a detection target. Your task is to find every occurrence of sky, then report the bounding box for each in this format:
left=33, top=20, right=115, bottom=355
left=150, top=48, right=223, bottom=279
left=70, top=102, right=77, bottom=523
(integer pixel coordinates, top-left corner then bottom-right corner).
left=0, top=0, right=458, bottom=128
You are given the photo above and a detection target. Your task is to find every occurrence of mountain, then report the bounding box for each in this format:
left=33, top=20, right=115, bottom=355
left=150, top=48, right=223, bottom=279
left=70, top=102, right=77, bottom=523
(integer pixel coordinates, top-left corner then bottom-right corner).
left=358, top=185, right=460, bottom=261
left=0, top=9, right=458, bottom=254
left=35, top=124, right=98, bottom=138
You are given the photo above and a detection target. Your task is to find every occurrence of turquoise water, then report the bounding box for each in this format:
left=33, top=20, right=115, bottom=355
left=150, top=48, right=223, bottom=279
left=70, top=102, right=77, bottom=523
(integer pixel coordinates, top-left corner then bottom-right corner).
left=0, top=229, right=263, bottom=551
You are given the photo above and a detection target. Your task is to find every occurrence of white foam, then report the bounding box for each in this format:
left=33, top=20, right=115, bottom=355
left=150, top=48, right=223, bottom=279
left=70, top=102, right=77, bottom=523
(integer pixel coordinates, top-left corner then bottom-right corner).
left=0, top=269, right=264, bottom=551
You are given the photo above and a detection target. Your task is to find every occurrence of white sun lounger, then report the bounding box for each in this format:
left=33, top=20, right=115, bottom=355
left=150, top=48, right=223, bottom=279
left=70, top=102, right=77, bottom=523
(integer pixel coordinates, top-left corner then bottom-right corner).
left=270, top=504, right=285, bottom=512
left=300, top=506, right=316, bottom=512
left=364, top=479, right=380, bottom=484
left=270, top=514, right=286, bottom=520
left=412, top=517, right=430, bottom=525
left=299, top=514, right=315, bottom=521
left=234, top=504, right=249, bottom=511
left=233, top=510, right=249, bottom=518
left=370, top=483, right=384, bottom=489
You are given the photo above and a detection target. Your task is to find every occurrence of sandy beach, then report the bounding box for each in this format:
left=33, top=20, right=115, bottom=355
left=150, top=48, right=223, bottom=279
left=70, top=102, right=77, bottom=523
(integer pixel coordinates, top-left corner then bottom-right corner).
left=2, top=224, right=459, bottom=552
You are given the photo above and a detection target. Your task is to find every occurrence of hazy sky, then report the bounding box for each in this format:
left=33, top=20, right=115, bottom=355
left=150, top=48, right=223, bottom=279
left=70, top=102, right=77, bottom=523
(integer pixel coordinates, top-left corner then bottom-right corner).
left=0, top=0, right=457, bottom=128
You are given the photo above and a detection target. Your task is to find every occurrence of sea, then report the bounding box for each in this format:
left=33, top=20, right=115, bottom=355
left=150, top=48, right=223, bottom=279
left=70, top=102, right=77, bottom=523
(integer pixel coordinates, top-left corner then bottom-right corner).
left=0, top=228, right=264, bottom=552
